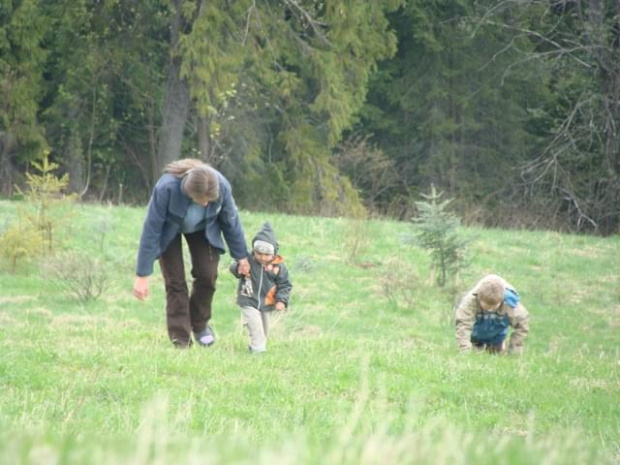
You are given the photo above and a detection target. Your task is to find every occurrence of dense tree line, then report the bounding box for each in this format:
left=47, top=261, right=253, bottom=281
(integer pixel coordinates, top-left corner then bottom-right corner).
left=1, top=0, right=618, bottom=234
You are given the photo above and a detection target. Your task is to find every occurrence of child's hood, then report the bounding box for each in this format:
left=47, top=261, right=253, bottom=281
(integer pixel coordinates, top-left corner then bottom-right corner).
left=252, top=222, right=279, bottom=255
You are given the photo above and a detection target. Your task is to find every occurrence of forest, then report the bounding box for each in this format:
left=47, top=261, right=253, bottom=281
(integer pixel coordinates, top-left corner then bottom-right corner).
left=1, top=0, right=619, bottom=235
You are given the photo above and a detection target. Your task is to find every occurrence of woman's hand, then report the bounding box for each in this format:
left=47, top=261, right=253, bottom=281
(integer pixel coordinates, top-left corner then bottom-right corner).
left=237, top=257, right=250, bottom=276
left=133, top=276, right=149, bottom=300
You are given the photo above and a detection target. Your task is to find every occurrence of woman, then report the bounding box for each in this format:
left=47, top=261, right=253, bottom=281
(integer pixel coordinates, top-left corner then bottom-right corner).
left=133, top=159, right=250, bottom=347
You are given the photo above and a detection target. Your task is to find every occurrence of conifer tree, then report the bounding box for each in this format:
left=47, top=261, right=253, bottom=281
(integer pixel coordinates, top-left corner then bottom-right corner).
left=412, top=185, right=469, bottom=287
left=0, top=0, right=50, bottom=194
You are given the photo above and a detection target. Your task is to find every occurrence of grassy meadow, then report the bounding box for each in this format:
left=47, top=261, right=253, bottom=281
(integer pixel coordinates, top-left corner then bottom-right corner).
left=0, top=199, right=618, bottom=464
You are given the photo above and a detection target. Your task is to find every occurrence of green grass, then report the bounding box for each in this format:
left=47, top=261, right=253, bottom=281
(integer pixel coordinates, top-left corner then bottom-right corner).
left=0, top=200, right=619, bottom=464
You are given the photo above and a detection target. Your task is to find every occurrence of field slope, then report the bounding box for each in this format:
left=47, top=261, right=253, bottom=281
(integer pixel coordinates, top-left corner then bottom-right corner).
left=0, top=200, right=618, bottom=464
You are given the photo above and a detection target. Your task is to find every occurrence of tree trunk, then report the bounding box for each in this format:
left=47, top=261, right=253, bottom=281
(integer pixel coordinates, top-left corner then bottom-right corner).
left=147, top=99, right=158, bottom=184
left=197, top=116, right=212, bottom=161
left=155, top=0, right=192, bottom=178
left=65, top=126, right=84, bottom=194
left=603, top=1, right=620, bottom=179
left=79, top=83, right=98, bottom=199
left=587, top=0, right=620, bottom=234
left=0, top=131, right=16, bottom=195
left=601, top=3, right=620, bottom=234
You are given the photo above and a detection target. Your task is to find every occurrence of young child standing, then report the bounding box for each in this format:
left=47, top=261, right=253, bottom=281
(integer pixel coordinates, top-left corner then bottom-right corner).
left=454, top=274, right=529, bottom=354
left=230, top=222, right=292, bottom=353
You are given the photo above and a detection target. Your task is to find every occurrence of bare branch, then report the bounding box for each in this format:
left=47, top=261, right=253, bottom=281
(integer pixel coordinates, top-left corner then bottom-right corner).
left=242, top=1, right=256, bottom=46
left=283, top=0, right=331, bottom=47
left=521, top=93, right=598, bottom=186
left=482, top=20, right=594, bottom=70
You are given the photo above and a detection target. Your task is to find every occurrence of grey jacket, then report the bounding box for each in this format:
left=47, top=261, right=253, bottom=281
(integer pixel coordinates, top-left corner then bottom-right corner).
left=136, top=170, right=248, bottom=277
left=229, top=222, right=292, bottom=311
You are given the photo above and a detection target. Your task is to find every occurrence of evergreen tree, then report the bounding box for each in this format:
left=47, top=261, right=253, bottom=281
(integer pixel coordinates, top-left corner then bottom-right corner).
left=177, top=0, right=402, bottom=215
left=41, top=0, right=169, bottom=199
left=361, top=0, right=541, bottom=221
left=0, top=0, right=50, bottom=194
left=412, top=185, right=469, bottom=287
left=497, top=0, right=620, bottom=234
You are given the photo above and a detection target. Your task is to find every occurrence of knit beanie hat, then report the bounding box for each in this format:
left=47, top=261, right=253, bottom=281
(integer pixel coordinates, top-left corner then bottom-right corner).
left=252, top=222, right=278, bottom=255
left=253, top=240, right=275, bottom=255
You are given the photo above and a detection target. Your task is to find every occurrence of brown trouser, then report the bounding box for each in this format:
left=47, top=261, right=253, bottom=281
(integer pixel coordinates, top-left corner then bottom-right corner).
left=472, top=340, right=505, bottom=354
left=159, top=230, right=219, bottom=347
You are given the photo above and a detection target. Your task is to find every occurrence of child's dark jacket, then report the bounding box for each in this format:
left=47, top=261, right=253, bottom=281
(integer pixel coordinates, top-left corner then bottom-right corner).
left=229, top=222, right=292, bottom=311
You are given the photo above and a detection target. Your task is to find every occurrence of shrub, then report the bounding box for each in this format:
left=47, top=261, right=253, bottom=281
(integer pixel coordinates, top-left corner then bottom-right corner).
left=42, top=252, right=109, bottom=302
left=0, top=152, right=76, bottom=270
left=0, top=220, right=44, bottom=272
left=411, top=185, right=470, bottom=287
left=380, top=258, right=418, bottom=311
left=342, top=218, right=372, bottom=264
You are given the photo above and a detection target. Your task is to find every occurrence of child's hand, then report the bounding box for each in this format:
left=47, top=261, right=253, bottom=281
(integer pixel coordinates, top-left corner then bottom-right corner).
left=275, top=302, right=286, bottom=311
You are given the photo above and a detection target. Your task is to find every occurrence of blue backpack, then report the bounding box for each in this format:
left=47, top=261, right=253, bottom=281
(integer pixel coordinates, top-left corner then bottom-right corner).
left=504, top=288, right=519, bottom=309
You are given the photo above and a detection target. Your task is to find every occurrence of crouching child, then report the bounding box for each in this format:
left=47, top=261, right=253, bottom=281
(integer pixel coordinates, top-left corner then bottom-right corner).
left=230, top=222, right=292, bottom=353
left=455, top=274, right=529, bottom=354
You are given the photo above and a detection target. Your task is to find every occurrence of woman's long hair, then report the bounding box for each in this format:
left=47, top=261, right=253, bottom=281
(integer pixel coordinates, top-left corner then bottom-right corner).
left=164, top=158, right=219, bottom=201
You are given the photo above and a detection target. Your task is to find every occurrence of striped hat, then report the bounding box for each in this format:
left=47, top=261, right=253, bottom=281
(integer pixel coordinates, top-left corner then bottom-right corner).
left=253, top=239, right=275, bottom=255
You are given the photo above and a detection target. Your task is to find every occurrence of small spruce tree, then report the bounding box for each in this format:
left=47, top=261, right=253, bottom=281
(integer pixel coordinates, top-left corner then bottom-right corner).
left=0, top=152, right=76, bottom=270
left=17, top=152, right=76, bottom=252
left=412, top=185, right=469, bottom=287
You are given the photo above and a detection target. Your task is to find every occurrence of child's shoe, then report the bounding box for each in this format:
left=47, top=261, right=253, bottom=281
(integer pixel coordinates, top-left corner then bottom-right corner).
left=194, top=326, right=216, bottom=347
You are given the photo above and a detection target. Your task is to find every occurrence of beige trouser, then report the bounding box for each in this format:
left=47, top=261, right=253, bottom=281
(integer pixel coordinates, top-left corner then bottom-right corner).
left=241, top=306, right=272, bottom=352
